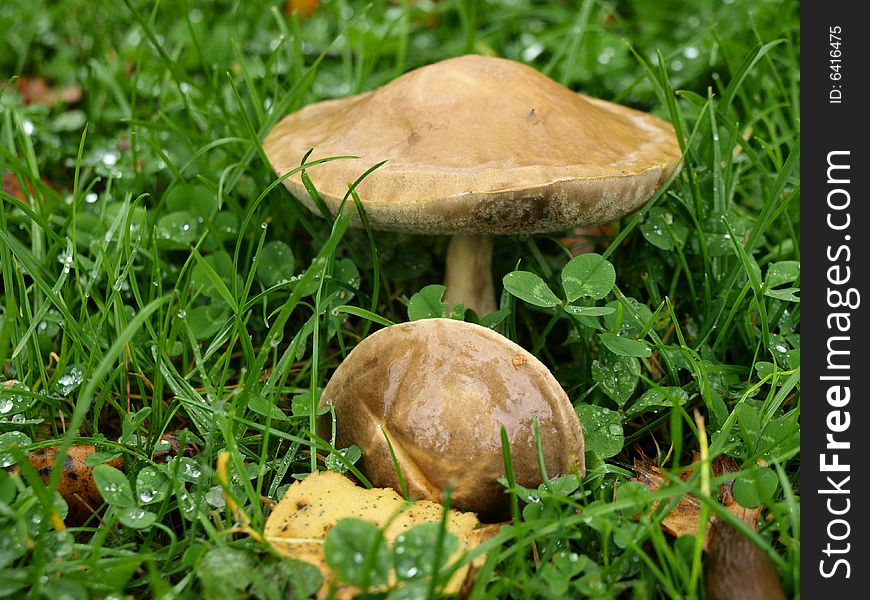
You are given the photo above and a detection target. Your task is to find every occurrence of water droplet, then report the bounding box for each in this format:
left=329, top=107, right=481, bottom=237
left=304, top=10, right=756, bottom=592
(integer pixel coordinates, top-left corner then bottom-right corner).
left=85, top=192, right=98, bottom=204
left=0, top=381, right=34, bottom=415
left=101, top=151, right=119, bottom=166
left=683, top=46, right=700, bottom=60
left=597, top=47, right=616, bottom=65
left=56, top=364, right=84, bottom=396
left=205, top=485, right=226, bottom=508
left=178, top=489, right=197, bottom=519
left=22, top=119, right=35, bottom=136
left=57, top=252, right=74, bottom=269
left=608, top=424, right=622, bottom=436
left=181, top=459, right=202, bottom=481
left=522, top=41, right=544, bottom=62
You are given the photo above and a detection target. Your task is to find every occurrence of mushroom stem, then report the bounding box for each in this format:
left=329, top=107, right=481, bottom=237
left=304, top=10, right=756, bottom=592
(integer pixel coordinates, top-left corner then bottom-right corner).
left=444, top=234, right=497, bottom=317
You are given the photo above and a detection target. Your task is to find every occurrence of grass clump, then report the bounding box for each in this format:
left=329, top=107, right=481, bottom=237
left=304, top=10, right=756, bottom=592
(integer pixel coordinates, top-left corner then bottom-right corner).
left=1, top=0, right=798, bottom=598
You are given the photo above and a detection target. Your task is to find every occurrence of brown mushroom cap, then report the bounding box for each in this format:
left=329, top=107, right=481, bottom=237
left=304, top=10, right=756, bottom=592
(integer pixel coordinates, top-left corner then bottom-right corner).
left=264, top=54, right=681, bottom=234
left=317, top=318, right=585, bottom=520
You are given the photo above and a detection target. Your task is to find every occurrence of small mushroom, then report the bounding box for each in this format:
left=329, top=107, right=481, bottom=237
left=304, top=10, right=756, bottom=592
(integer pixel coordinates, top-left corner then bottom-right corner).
left=316, top=318, right=585, bottom=521
left=264, top=54, right=681, bottom=316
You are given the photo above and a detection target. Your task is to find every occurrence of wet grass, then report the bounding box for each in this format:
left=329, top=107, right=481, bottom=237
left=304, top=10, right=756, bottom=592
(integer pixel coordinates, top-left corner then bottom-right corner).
left=1, top=0, right=799, bottom=598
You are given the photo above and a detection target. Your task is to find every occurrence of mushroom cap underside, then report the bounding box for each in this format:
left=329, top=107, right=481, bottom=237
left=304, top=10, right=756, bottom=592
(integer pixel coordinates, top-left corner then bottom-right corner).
left=264, top=54, right=681, bottom=234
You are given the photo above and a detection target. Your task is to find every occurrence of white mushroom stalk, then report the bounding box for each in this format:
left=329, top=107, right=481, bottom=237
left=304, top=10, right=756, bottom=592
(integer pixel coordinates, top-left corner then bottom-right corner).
left=444, top=234, right=496, bottom=317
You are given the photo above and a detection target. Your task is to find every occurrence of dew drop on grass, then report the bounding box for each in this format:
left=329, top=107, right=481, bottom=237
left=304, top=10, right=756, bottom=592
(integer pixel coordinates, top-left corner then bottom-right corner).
left=56, top=364, right=84, bottom=396
left=120, top=506, right=158, bottom=529
left=597, top=47, right=616, bottom=64
left=0, top=533, right=26, bottom=565
left=137, top=466, right=169, bottom=505
left=205, top=485, right=226, bottom=508
left=101, top=151, right=119, bottom=166
left=46, top=530, right=74, bottom=559
left=0, top=431, right=32, bottom=467
left=522, top=42, right=544, bottom=62
left=1, top=381, right=35, bottom=415
left=57, top=252, right=74, bottom=272
left=138, top=488, right=156, bottom=503
left=178, top=489, right=198, bottom=519
left=180, top=459, right=202, bottom=482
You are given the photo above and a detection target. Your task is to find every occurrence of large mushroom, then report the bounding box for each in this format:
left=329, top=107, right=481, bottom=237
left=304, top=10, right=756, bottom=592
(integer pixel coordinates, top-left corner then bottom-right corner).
left=316, top=318, right=585, bottom=521
left=264, top=54, right=681, bottom=316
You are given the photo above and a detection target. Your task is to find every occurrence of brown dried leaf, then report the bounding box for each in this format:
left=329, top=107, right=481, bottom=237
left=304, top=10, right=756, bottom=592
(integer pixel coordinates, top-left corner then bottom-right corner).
left=18, top=432, right=191, bottom=525
left=2, top=172, right=61, bottom=204
left=2, top=173, right=27, bottom=202
left=264, top=470, right=499, bottom=598
left=630, top=454, right=762, bottom=549
left=559, top=223, right=616, bottom=256
left=284, top=0, right=319, bottom=19
left=713, top=454, right=763, bottom=530
left=22, top=445, right=123, bottom=525
left=16, top=77, right=82, bottom=106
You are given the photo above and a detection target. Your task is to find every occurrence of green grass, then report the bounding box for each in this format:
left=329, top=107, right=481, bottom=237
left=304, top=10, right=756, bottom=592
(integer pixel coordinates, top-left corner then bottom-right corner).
left=1, top=0, right=799, bottom=598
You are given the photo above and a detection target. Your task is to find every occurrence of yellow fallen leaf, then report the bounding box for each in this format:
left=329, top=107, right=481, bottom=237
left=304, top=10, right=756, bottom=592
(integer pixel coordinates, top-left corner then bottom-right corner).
left=264, top=470, right=498, bottom=598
